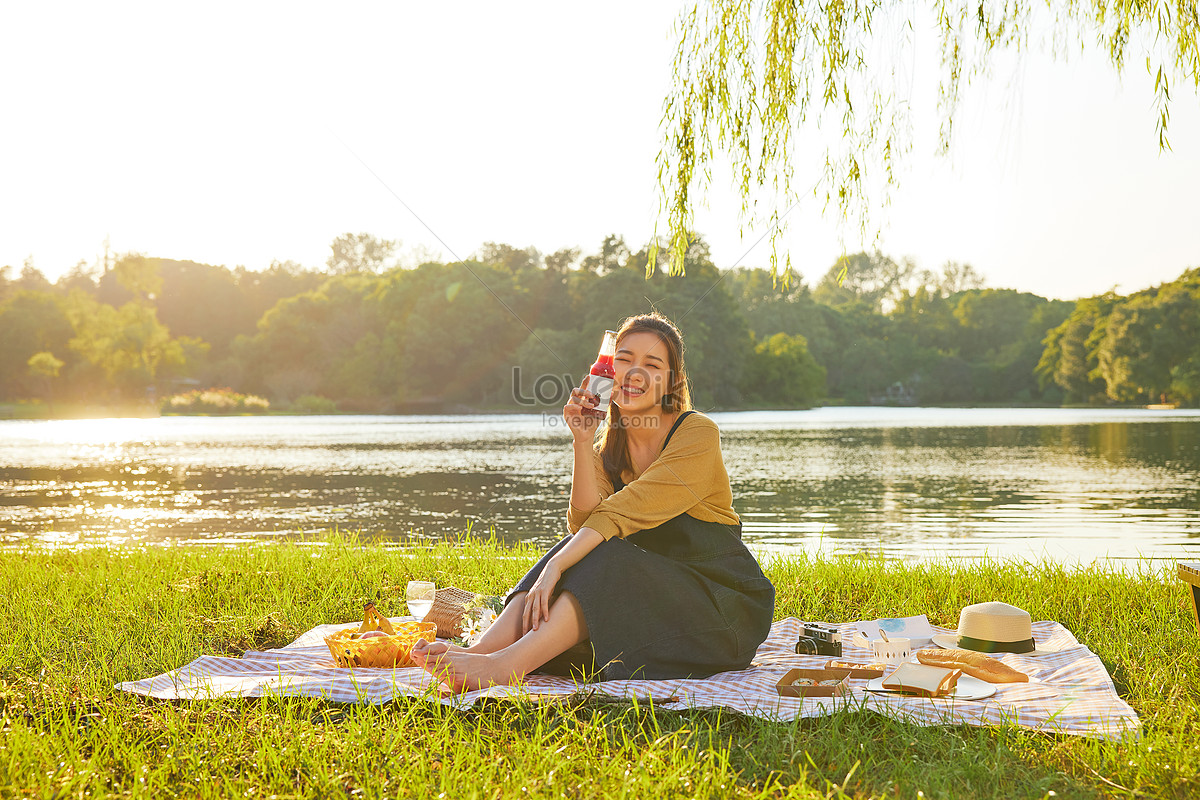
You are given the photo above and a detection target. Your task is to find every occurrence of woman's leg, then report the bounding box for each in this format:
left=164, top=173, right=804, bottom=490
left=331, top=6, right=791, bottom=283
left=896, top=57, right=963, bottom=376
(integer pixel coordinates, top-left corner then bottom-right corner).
left=424, top=535, right=571, bottom=658
left=413, top=534, right=586, bottom=661
left=411, top=591, right=588, bottom=693
left=466, top=591, right=527, bottom=653
left=417, top=590, right=529, bottom=658
left=424, top=533, right=581, bottom=657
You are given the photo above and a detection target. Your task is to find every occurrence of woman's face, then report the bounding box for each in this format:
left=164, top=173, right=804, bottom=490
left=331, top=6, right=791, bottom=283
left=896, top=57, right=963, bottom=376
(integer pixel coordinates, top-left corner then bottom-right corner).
left=612, top=331, right=673, bottom=413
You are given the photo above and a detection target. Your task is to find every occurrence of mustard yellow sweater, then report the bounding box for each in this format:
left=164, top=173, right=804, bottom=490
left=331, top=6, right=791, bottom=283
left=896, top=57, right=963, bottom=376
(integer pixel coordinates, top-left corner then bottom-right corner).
left=566, top=411, right=741, bottom=541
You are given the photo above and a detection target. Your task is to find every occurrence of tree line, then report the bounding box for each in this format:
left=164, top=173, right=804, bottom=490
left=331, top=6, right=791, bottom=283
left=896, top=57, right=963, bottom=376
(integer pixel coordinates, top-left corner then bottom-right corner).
left=1036, top=269, right=1200, bottom=406
left=2, top=234, right=1197, bottom=412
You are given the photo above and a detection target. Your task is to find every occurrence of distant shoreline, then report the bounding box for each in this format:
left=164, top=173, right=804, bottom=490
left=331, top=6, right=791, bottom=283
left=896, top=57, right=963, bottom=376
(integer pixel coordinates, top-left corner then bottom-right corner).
left=0, top=399, right=1184, bottom=421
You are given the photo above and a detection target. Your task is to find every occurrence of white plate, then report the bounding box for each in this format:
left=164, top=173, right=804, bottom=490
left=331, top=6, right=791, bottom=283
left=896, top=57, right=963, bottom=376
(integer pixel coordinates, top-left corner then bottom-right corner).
left=865, top=674, right=997, bottom=701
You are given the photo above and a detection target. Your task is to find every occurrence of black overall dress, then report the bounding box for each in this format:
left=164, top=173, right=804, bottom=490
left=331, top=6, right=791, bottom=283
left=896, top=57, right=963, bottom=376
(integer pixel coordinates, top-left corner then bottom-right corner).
left=507, top=411, right=776, bottom=681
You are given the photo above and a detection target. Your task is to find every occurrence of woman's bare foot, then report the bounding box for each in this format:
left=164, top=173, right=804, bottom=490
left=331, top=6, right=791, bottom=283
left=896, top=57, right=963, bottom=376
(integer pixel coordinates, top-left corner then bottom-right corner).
left=411, top=647, right=524, bottom=693
left=410, top=635, right=510, bottom=663
left=409, top=639, right=467, bottom=663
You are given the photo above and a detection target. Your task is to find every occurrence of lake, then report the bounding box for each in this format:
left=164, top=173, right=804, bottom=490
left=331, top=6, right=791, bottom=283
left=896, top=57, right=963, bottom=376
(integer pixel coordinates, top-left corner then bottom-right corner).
left=2, top=407, right=1199, bottom=565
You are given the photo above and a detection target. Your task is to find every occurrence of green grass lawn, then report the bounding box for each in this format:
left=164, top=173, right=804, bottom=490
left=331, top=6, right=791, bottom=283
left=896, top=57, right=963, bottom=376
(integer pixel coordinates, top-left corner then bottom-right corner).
left=3, top=533, right=1198, bottom=799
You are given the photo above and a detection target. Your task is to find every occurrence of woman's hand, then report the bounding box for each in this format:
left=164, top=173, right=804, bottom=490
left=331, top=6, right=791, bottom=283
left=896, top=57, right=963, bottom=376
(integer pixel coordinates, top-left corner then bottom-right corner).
left=522, top=559, right=563, bottom=634
left=563, top=377, right=601, bottom=442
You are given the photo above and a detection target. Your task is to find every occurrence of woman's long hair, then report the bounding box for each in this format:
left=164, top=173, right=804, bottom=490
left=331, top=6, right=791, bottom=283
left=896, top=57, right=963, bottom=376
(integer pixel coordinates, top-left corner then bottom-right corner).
left=596, top=312, right=693, bottom=486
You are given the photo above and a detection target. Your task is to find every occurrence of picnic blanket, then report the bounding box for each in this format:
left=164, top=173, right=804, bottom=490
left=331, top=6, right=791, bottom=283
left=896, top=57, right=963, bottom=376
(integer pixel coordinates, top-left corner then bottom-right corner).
left=116, top=617, right=1140, bottom=741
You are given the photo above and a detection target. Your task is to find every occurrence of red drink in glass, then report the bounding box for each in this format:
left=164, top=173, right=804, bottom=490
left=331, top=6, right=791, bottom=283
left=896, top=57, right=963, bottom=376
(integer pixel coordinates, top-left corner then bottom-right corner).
left=582, top=330, right=617, bottom=418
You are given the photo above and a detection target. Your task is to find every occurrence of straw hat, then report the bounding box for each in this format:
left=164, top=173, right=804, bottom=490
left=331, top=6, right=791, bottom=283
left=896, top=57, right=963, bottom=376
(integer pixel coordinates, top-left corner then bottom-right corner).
left=931, top=601, right=1067, bottom=655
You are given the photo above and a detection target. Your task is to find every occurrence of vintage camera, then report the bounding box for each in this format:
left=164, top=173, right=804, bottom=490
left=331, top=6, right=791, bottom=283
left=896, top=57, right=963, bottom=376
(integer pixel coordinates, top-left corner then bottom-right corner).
left=795, top=622, right=842, bottom=657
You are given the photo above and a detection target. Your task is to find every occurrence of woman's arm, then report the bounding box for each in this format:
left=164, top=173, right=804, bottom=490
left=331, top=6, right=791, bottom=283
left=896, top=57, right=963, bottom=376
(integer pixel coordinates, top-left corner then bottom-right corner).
left=564, top=381, right=612, bottom=533
left=580, top=416, right=723, bottom=541
left=569, top=438, right=604, bottom=517
left=551, top=526, right=605, bottom=571
left=523, top=526, right=606, bottom=632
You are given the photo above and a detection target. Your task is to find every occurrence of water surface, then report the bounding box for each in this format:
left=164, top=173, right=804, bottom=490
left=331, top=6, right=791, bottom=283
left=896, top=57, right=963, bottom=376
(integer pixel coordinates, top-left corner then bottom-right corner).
left=2, top=407, right=1199, bottom=564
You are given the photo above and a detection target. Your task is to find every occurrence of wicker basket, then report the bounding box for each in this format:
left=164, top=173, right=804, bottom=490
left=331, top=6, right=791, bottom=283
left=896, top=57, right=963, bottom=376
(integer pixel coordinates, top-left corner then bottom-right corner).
left=422, top=586, right=480, bottom=638
left=323, top=601, right=437, bottom=668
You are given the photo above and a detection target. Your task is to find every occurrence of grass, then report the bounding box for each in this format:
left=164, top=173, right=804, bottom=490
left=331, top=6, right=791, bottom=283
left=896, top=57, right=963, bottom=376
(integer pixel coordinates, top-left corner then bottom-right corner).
left=3, top=533, right=1199, bottom=799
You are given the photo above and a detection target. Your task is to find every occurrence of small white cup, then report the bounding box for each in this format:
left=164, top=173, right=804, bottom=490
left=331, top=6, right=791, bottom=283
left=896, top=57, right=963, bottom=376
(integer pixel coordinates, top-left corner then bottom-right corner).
left=871, top=637, right=912, bottom=665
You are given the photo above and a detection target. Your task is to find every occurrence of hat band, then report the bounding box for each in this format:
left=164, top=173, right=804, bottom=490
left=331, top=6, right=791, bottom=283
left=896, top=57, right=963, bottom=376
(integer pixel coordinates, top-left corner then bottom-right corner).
left=958, top=635, right=1035, bottom=654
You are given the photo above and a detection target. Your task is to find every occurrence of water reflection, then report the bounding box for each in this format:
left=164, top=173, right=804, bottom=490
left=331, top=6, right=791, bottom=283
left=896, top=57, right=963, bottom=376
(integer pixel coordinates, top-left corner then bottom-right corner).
left=2, top=408, right=1199, bottom=564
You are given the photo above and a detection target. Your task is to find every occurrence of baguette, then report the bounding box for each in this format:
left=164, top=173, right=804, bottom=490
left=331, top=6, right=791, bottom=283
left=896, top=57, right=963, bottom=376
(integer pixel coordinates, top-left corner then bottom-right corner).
left=917, top=647, right=1029, bottom=683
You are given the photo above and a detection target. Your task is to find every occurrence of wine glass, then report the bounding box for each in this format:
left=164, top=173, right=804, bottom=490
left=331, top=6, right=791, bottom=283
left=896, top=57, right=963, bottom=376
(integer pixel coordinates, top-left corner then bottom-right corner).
left=406, top=580, right=436, bottom=619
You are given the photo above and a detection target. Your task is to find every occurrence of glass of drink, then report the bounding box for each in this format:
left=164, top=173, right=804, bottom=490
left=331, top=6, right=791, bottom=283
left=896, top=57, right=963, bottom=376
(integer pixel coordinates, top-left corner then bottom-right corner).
left=581, top=330, right=617, bottom=418
left=406, top=580, right=436, bottom=619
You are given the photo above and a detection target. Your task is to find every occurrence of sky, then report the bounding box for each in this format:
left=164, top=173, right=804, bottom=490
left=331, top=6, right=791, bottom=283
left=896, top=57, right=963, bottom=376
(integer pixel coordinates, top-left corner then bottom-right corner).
left=1, top=1, right=1197, bottom=301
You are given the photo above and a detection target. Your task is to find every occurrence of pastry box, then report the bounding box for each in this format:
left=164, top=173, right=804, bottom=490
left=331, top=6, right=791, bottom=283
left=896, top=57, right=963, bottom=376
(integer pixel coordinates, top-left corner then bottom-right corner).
left=776, top=668, right=851, bottom=698
left=823, top=659, right=887, bottom=678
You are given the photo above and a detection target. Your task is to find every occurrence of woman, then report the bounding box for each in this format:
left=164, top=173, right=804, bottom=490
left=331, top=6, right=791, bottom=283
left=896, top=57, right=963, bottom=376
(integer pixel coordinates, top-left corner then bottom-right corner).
left=412, top=312, right=775, bottom=692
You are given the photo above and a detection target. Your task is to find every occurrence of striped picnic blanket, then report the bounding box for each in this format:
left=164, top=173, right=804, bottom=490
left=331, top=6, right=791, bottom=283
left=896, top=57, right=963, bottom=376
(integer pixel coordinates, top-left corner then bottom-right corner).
left=115, top=617, right=1140, bottom=740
